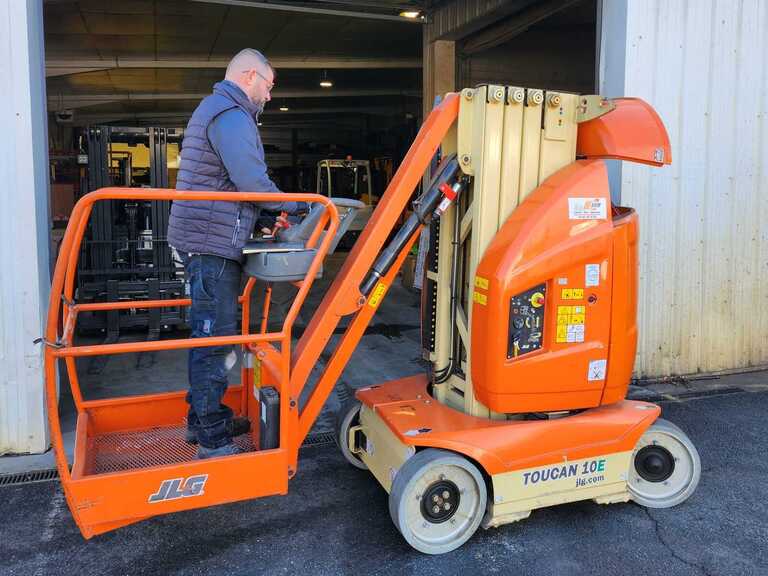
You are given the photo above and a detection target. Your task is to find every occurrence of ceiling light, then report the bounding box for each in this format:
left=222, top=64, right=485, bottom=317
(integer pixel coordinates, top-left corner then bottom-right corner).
left=399, top=10, right=421, bottom=19
left=320, top=80, right=333, bottom=88
left=279, top=106, right=289, bottom=112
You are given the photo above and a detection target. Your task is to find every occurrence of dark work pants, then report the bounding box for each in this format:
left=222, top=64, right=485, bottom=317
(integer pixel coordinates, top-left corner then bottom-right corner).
left=182, top=254, right=241, bottom=449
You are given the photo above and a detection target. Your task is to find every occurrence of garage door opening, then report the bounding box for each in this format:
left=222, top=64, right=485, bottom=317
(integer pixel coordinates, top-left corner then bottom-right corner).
left=42, top=0, right=426, bottom=459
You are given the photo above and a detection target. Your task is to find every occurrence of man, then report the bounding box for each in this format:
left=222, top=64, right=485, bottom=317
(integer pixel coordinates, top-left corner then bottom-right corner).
left=168, top=48, right=306, bottom=458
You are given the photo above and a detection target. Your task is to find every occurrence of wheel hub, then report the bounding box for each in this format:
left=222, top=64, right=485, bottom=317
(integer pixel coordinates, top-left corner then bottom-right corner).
left=421, top=480, right=460, bottom=523
left=635, top=444, right=675, bottom=482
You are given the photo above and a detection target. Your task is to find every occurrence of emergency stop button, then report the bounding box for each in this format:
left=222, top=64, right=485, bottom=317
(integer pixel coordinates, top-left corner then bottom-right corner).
left=531, top=292, right=545, bottom=308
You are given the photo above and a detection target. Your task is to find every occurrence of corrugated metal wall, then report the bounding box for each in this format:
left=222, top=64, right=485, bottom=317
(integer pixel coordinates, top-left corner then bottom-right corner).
left=427, top=0, right=524, bottom=41
left=615, top=0, right=768, bottom=378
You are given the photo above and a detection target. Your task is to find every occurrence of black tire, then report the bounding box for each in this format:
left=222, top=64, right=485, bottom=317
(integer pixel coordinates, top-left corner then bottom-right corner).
left=335, top=399, right=368, bottom=470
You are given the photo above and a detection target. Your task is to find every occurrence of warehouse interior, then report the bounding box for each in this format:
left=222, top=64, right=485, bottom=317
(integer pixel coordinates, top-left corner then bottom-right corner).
left=41, top=0, right=599, bottom=444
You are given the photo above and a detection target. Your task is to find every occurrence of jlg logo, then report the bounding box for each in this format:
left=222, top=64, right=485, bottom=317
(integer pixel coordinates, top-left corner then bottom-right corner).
left=148, top=475, right=208, bottom=503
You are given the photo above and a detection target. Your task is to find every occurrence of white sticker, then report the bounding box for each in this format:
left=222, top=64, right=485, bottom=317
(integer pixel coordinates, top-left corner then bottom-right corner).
left=588, top=359, right=607, bottom=381
left=557, top=277, right=568, bottom=285
left=585, top=264, right=600, bottom=287
left=566, top=325, right=585, bottom=343
left=569, top=198, right=607, bottom=220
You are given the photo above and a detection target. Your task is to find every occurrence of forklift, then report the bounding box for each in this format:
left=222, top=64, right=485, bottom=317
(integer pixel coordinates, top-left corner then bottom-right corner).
left=316, top=157, right=376, bottom=240
left=43, top=86, right=699, bottom=554
left=76, top=126, right=187, bottom=375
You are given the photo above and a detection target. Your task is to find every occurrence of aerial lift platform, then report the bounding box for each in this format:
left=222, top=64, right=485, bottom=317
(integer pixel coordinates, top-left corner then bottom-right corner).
left=43, top=86, right=700, bottom=554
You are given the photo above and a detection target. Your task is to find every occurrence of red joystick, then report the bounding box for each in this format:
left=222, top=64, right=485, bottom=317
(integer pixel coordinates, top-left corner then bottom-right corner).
left=270, top=211, right=291, bottom=236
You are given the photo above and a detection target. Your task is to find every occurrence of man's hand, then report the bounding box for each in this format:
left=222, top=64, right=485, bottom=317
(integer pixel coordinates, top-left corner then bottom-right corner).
left=267, top=211, right=291, bottom=237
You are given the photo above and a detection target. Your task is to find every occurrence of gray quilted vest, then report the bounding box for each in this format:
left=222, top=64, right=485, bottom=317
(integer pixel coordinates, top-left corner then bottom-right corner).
left=167, top=80, right=259, bottom=261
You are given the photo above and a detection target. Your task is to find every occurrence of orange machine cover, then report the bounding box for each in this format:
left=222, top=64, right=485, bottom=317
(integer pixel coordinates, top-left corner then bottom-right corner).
left=577, top=98, right=672, bottom=166
left=471, top=160, right=639, bottom=413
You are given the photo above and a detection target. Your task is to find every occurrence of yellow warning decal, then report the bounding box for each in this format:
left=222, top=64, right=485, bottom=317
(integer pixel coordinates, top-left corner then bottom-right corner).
left=475, top=276, right=489, bottom=290
left=556, top=303, right=587, bottom=342
left=252, top=359, right=262, bottom=398
left=473, top=291, right=488, bottom=306
left=367, top=282, right=388, bottom=308
left=561, top=288, right=584, bottom=300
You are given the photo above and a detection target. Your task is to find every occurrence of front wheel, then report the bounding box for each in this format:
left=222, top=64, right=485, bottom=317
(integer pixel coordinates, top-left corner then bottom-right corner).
left=628, top=418, right=701, bottom=508
left=389, top=449, right=487, bottom=555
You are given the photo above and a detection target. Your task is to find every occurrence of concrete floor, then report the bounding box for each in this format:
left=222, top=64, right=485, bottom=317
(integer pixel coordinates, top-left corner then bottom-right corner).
left=2, top=251, right=768, bottom=574
left=1, top=388, right=767, bottom=576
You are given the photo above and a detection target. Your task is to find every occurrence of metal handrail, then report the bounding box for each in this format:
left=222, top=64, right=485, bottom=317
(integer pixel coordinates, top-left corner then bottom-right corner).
left=43, top=188, right=339, bottom=485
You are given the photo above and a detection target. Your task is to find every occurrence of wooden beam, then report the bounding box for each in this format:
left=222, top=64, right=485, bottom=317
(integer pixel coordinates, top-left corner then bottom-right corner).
left=422, top=39, right=455, bottom=119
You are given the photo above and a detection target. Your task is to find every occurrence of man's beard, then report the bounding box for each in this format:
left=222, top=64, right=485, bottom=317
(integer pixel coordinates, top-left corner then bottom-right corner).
left=249, top=90, right=265, bottom=115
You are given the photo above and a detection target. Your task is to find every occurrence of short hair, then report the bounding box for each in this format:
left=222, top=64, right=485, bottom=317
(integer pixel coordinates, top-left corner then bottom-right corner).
left=225, top=48, right=274, bottom=79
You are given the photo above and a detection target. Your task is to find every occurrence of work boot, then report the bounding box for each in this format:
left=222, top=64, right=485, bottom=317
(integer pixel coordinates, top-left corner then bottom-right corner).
left=197, top=442, right=241, bottom=459
left=185, top=416, right=252, bottom=444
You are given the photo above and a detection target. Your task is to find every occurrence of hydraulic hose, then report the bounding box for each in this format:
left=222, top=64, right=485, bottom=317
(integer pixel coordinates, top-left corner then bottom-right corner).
left=360, top=155, right=464, bottom=296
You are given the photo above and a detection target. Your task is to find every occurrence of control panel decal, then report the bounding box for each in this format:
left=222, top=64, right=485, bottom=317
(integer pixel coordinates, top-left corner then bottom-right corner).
left=508, top=284, right=546, bottom=358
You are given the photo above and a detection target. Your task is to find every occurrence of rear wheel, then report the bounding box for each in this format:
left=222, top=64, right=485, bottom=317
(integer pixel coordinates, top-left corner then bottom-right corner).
left=335, top=399, right=367, bottom=470
left=628, top=418, right=701, bottom=508
left=389, top=449, right=487, bottom=555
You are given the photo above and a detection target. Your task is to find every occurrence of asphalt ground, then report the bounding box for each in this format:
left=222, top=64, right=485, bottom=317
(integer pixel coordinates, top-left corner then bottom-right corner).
left=1, top=389, right=766, bottom=576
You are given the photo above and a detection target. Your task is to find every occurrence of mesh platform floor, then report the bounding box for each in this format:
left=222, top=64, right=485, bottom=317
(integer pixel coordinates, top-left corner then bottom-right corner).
left=91, top=425, right=257, bottom=474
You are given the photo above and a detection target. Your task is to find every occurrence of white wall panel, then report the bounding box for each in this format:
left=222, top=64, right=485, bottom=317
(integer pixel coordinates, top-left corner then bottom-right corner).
left=0, top=0, right=50, bottom=454
left=604, top=0, right=768, bottom=377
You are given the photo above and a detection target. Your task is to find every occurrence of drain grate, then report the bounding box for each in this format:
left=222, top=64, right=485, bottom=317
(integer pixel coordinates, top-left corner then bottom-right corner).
left=0, top=468, right=59, bottom=488
left=301, top=431, right=336, bottom=448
